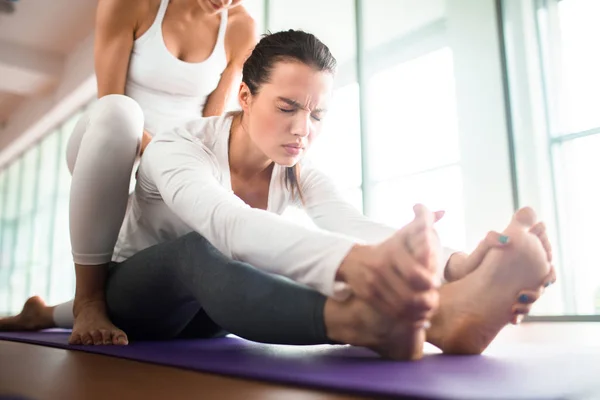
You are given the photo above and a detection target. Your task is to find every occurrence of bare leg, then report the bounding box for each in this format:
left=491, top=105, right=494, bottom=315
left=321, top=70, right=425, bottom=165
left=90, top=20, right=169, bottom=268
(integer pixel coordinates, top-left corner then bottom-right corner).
left=426, top=207, right=551, bottom=354
left=0, top=296, right=55, bottom=331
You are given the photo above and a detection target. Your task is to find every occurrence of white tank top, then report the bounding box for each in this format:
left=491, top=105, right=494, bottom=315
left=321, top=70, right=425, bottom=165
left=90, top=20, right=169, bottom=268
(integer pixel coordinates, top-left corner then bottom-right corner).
left=125, top=0, right=228, bottom=135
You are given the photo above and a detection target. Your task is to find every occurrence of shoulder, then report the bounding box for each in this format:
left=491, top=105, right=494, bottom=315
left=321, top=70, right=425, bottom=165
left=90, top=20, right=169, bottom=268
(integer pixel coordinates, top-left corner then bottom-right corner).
left=96, top=0, right=148, bottom=21
left=156, top=114, right=233, bottom=150
left=227, top=5, right=256, bottom=31
left=96, top=0, right=153, bottom=33
left=225, top=6, right=257, bottom=61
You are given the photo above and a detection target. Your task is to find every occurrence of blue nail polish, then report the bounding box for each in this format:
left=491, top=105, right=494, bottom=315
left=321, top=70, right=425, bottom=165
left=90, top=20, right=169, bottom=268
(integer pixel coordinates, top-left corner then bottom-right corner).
left=518, top=294, right=529, bottom=303
left=499, top=235, right=509, bottom=244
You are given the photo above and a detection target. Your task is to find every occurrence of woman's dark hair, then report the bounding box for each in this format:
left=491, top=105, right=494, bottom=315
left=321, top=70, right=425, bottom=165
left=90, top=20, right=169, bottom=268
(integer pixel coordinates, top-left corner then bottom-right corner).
left=242, top=30, right=337, bottom=203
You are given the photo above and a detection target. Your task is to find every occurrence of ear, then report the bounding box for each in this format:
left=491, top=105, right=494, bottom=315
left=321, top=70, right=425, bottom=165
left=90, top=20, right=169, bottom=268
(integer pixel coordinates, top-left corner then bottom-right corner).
left=238, top=82, right=252, bottom=113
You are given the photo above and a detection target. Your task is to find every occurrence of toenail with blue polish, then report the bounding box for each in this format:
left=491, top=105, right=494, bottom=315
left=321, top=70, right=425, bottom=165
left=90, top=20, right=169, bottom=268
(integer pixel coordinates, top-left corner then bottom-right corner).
left=499, top=235, right=509, bottom=244
left=518, top=294, right=529, bottom=303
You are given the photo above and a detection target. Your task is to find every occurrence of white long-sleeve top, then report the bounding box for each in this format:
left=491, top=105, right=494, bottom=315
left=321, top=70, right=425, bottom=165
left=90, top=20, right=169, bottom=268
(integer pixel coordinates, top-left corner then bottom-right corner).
left=112, top=112, right=455, bottom=298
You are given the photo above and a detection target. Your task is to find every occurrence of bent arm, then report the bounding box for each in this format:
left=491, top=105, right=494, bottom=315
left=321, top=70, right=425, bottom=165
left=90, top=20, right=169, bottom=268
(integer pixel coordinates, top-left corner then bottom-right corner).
left=202, top=8, right=257, bottom=116
left=141, top=133, right=360, bottom=297
left=299, top=166, right=457, bottom=274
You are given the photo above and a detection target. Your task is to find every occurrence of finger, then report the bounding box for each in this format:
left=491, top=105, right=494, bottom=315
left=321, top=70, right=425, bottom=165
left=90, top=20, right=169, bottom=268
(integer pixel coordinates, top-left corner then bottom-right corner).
left=393, top=233, right=437, bottom=290
left=360, top=270, right=400, bottom=317
left=377, top=263, right=415, bottom=312
left=409, top=229, right=437, bottom=256
left=370, top=290, right=398, bottom=318
left=91, top=330, right=103, bottom=345
left=511, top=314, right=525, bottom=325
left=413, top=203, right=435, bottom=226
left=463, top=231, right=511, bottom=272
left=420, top=230, right=440, bottom=273
left=407, top=289, right=439, bottom=321
left=100, top=329, right=112, bottom=345
left=433, top=210, right=445, bottom=223
left=385, top=276, right=436, bottom=320
left=113, top=330, right=129, bottom=345
left=408, top=232, right=432, bottom=267
left=396, top=255, right=437, bottom=291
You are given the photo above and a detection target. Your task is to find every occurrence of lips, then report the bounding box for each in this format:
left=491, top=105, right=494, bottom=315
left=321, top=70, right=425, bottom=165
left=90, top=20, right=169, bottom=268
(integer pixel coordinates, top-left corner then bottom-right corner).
left=283, top=144, right=304, bottom=156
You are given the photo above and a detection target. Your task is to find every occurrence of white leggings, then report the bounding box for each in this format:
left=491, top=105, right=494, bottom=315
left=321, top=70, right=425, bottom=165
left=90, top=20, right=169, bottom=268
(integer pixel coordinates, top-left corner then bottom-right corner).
left=53, top=94, right=145, bottom=328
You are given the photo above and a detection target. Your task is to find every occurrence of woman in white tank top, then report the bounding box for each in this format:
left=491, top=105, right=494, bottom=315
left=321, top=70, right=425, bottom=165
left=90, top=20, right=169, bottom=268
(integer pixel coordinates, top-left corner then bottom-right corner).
left=0, top=0, right=256, bottom=345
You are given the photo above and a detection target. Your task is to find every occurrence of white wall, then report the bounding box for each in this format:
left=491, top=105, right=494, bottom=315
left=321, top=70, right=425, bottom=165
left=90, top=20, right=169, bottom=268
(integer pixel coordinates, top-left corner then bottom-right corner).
left=0, top=33, right=96, bottom=169
left=447, top=0, right=515, bottom=248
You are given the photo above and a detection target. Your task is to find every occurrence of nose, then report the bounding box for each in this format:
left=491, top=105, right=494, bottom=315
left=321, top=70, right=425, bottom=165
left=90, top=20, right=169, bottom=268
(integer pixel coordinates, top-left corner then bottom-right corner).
left=291, top=113, right=311, bottom=137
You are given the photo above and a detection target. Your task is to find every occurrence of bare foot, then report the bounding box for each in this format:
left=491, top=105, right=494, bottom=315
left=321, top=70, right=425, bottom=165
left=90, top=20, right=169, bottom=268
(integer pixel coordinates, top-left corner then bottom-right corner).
left=69, top=301, right=128, bottom=345
left=328, top=205, right=439, bottom=360
left=326, top=295, right=426, bottom=360
left=0, top=296, right=55, bottom=331
left=427, top=207, right=551, bottom=354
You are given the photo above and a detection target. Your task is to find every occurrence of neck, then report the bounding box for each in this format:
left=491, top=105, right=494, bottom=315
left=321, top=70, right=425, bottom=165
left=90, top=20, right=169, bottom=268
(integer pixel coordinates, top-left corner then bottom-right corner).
left=175, top=0, right=213, bottom=18
left=228, top=113, right=273, bottom=180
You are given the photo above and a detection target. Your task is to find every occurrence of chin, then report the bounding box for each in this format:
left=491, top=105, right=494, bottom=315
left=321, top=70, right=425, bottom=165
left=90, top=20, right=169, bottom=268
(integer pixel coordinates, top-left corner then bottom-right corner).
left=202, top=0, right=223, bottom=13
left=273, top=155, right=301, bottom=168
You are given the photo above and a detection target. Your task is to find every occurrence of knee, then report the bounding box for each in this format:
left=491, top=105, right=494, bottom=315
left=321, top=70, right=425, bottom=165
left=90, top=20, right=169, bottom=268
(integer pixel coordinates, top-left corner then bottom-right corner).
left=89, top=95, right=144, bottom=151
left=175, top=232, right=232, bottom=270
left=178, top=232, right=221, bottom=260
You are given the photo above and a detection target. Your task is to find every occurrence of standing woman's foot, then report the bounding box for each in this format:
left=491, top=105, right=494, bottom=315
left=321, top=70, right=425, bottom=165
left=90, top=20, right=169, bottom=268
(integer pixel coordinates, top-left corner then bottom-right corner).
left=69, top=301, right=129, bottom=345
left=0, top=296, right=56, bottom=331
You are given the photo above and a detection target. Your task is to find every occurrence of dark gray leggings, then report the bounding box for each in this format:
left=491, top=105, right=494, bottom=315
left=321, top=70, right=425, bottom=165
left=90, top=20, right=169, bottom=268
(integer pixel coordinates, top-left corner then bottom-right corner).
left=105, top=232, right=331, bottom=344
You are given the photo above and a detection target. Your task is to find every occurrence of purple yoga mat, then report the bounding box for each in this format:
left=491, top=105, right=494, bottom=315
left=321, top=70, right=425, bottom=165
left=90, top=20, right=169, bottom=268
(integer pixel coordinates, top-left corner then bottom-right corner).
left=1, top=330, right=599, bottom=400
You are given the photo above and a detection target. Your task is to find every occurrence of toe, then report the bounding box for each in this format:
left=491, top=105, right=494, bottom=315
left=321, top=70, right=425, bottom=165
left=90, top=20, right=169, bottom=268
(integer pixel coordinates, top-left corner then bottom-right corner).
left=529, top=221, right=546, bottom=236
left=113, top=330, right=129, bottom=345
left=82, top=332, right=94, bottom=346
left=100, top=329, right=112, bottom=345
left=91, top=330, right=103, bottom=345
left=511, top=314, right=525, bottom=325
left=68, top=333, right=82, bottom=345
left=544, top=266, right=557, bottom=287
left=514, top=207, right=537, bottom=227
left=517, top=289, right=542, bottom=305
left=539, top=233, right=553, bottom=261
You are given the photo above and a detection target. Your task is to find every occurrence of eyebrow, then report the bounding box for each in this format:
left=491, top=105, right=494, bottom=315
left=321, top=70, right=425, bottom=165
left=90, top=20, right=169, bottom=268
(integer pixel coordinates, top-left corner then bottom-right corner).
left=277, top=97, right=327, bottom=113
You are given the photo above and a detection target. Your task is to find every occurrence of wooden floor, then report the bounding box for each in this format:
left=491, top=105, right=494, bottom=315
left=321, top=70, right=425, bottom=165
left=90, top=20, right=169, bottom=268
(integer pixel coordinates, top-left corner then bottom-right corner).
left=0, top=340, right=365, bottom=400
left=1, top=322, right=599, bottom=400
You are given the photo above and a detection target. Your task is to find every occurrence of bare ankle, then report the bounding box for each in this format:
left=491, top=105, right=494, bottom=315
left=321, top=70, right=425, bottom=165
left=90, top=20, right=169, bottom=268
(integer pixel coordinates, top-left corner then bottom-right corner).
left=323, top=299, right=358, bottom=344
